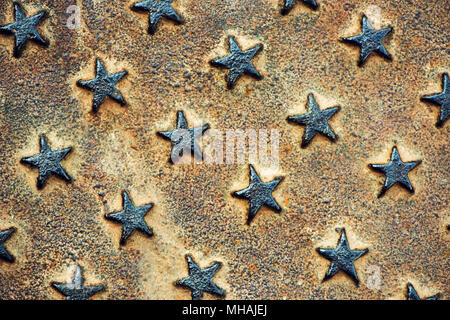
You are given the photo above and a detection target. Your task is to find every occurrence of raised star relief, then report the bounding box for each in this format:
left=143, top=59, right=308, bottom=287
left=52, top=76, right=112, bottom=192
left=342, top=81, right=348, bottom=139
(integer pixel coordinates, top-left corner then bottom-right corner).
left=406, top=283, right=440, bottom=300
left=0, top=2, right=49, bottom=58
left=210, top=36, right=263, bottom=89
left=287, top=93, right=340, bottom=148
left=341, top=14, right=392, bottom=66
left=51, top=265, right=104, bottom=300
left=20, top=134, right=72, bottom=190
left=157, top=110, right=209, bottom=164
left=77, top=58, right=128, bottom=113
left=104, top=190, right=154, bottom=246
left=369, top=146, right=421, bottom=198
left=232, top=164, right=283, bottom=225
left=316, top=228, right=368, bottom=286
left=421, top=73, right=449, bottom=127
left=131, top=0, right=182, bottom=34
left=281, top=0, right=318, bottom=15
left=175, top=254, right=225, bottom=300
left=0, top=227, right=16, bottom=263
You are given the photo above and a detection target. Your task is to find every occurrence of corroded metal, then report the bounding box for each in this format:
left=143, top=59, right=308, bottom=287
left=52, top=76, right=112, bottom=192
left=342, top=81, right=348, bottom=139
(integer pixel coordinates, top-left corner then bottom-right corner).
left=0, top=0, right=448, bottom=300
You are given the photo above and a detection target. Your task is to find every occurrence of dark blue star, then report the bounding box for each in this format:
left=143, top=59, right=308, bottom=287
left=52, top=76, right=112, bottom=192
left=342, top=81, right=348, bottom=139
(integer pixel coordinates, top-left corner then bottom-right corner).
left=175, top=254, right=225, bottom=300
left=316, top=228, right=368, bottom=286
left=287, top=93, right=340, bottom=148
left=20, top=134, right=72, bottom=190
left=406, top=283, right=440, bottom=300
left=52, top=265, right=104, bottom=300
left=77, top=58, right=128, bottom=113
left=281, top=0, right=318, bottom=15
left=369, top=146, right=421, bottom=198
left=131, top=0, right=182, bottom=34
left=157, top=111, right=209, bottom=164
left=0, top=2, right=48, bottom=58
left=421, top=73, right=449, bottom=127
left=341, top=14, right=392, bottom=66
left=0, top=227, right=16, bottom=263
left=210, top=36, right=263, bottom=89
left=105, top=191, right=154, bottom=246
left=232, top=164, right=283, bottom=225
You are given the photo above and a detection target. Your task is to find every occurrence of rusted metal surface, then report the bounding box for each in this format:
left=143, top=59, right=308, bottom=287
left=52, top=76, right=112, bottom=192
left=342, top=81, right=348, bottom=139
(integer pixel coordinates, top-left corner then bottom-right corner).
left=0, top=0, right=448, bottom=300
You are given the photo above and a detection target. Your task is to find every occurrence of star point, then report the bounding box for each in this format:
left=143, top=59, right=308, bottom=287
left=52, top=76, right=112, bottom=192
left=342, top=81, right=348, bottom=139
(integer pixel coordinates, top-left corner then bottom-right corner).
left=316, top=228, right=368, bottom=286
left=77, top=58, right=128, bottom=113
left=232, top=164, right=283, bottom=225
left=105, top=191, right=154, bottom=246
left=369, top=146, right=421, bottom=198
left=341, top=14, right=392, bottom=66
left=131, top=0, right=182, bottom=34
left=210, top=36, right=263, bottom=89
left=281, top=0, right=318, bottom=15
left=20, top=134, right=72, bottom=190
left=175, top=254, right=225, bottom=300
left=0, top=227, right=16, bottom=263
left=52, top=265, right=104, bottom=300
left=287, top=93, right=340, bottom=148
left=421, top=73, right=449, bottom=127
left=0, top=2, right=49, bottom=58
left=406, top=283, right=440, bottom=300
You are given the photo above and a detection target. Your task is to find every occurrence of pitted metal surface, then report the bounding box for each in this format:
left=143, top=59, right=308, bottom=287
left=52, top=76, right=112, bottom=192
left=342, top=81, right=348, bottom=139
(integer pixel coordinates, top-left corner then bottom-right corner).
left=0, top=0, right=448, bottom=300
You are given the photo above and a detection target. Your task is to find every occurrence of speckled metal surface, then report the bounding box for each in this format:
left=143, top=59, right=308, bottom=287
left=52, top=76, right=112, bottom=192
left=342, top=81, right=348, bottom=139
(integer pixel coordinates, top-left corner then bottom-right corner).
left=0, top=0, right=448, bottom=300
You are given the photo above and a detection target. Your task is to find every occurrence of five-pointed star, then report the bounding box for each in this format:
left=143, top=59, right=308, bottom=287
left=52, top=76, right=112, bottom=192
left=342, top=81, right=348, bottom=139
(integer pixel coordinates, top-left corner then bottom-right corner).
left=287, top=93, right=340, bottom=148
left=281, top=0, right=318, bottom=15
left=0, top=227, right=16, bottom=263
left=369, top=146, right=421, bottom=198
left=0, top=2, right=48, bottom=58
left=77, top=58, right=128, bottom=113
left=175, top=254, right=225, bottom=300
left=157, top=110, right=209, bottom=164
left=131, top=0, right=182, bottom=34
left=341, top=14, right=392, bottom=66
left=232, top=164, right=284, bottom=225
left=105, top=191, right=154, bottom=245
left=20, top=134, right=72, bottom=190
left=316, top=228, right=368, bottom=286
left=421, top=73, right=450, bottom=127
left=210, top=36, right=263, bottom=89
left=52, top=265, right=104, bottom=300
left=406, top=283, right=440, bottom=300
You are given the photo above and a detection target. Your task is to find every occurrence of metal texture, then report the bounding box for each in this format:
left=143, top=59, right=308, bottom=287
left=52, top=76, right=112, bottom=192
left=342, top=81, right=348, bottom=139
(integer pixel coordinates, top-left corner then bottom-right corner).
left=0, top=0, right=448, bottom=300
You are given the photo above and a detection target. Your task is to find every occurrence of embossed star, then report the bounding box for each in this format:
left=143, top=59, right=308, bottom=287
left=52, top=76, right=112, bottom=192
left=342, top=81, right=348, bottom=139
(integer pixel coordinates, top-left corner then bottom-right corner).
left=287, top=93, right=339, bottom=148
left=421, top=73, right=449, bottom=127
left=52, top=265, right=104, bottom=300
left=281, top=0, right=318, bottom=15
left=341, top=14, right=392, bottom=66
left=232, top=164, right=283, bottom=225
left=175, top=254, right=225, bottom=300
left=0, top=227, right=15, bottom=263
left=131, top=0, right=182, bottom=34
left=0, top=2, right=48, bottom=58
left=369, top=146, right=421, bottom=198
left=77, top=58, right=127, bottom=113
left=157, top=110, right=209, bottom=164
left=316, top=228, right=368, bottom=286
left=20, top=134, right=72, bottom=190
left=406, top=283, right=440, bottom=300
left=210, top=36, right=263, bottom=89
left=105, top=191, right=154, bottom=245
